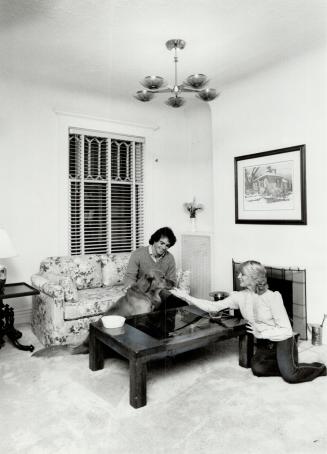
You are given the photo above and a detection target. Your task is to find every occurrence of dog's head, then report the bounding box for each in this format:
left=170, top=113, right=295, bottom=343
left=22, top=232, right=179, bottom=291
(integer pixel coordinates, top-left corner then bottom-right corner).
left=137, top=269, right=174, bottom=294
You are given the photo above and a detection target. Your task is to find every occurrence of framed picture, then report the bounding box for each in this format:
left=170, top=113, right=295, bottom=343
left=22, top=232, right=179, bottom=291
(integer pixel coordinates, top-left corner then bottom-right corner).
left=234, top=145, right=307, bottom=224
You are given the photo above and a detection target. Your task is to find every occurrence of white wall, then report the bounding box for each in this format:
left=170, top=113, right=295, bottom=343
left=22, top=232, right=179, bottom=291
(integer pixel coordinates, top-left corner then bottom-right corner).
left=211, top=47, right=327, bottom=324
left=184, top=102, right=214, bottom=233
left=0, top=81, right=214, bottom=322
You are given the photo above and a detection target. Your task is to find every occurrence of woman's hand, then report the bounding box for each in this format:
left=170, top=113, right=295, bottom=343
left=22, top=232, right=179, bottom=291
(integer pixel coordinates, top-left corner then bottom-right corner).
left=246, top=322, right=262, bottom=338
left=170, top=288, right=190, bottom=303
left=121, top=284, right=131, bottom=294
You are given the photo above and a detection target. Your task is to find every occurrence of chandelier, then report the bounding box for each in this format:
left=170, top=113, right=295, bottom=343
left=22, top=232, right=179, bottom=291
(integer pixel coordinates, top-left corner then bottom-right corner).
left=134, top=39, right=219, bottom=108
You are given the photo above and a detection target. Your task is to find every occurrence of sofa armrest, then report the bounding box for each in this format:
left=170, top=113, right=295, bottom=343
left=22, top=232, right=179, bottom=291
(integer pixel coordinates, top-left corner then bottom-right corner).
left=31, top=273, right=65, bottom=299
left=41, top=283, right=65, bottom=299
left=31, top=272, right=80, bottom=302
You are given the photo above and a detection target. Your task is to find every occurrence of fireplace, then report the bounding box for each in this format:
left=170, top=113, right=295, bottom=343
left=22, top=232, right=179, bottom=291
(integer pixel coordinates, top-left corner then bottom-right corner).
left=232, top=260, right=307, bottom=339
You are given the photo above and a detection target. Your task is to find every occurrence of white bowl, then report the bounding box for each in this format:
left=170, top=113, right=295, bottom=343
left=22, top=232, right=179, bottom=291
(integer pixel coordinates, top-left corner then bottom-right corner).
left=102, top=315, right=126, bottom=329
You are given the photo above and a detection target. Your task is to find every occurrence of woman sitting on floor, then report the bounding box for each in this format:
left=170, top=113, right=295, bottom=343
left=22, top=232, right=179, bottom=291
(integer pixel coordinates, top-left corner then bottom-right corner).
left=172, top=260, right=326, bottom=383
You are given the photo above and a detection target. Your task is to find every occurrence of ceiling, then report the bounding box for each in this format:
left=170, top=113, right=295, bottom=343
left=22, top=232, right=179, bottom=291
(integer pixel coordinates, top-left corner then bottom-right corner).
left=1, top=0, right=326, bottom=103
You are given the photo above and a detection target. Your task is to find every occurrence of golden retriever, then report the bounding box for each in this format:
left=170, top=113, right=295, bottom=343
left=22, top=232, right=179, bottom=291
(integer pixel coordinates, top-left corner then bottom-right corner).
left=71, top=269, right=174, bottom=354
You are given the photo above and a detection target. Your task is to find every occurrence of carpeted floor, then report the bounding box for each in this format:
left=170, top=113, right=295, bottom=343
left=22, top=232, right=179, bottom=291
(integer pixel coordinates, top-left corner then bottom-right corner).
left=1, top=325, right=327, bottom=454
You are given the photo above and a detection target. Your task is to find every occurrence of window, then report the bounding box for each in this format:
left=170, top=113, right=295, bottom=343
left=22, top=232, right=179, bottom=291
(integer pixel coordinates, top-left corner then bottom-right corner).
left=69, top=129, right=144, bottom=255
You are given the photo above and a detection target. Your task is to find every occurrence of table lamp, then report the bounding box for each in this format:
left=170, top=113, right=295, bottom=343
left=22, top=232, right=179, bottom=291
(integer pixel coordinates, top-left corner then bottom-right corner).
left=0, top=228, right=17, bottom=292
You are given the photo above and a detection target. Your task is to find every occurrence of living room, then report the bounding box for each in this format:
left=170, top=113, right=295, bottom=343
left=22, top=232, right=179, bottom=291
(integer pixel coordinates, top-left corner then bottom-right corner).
left=1, top=1, right=327, bottom=453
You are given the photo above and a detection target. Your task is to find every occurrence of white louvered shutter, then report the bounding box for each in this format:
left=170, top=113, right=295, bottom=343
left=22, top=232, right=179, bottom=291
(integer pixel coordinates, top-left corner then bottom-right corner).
left=135, top=142, right=144, bottom=249
left=69, top=134, right=82, bottom=255
left=83, top=135, right=108, bottom=254
left=69, top=130, right=144, bottom=255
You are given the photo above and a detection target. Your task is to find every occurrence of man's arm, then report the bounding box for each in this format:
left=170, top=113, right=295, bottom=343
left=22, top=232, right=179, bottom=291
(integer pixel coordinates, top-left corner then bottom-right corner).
left=165, top=254, right=177, bottom=286
left=123, top=251, right=140, bottom=289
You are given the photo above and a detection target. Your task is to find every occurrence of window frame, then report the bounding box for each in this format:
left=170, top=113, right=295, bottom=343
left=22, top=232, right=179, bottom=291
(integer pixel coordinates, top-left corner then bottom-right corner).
left=68, top=127, right=145, bottom=255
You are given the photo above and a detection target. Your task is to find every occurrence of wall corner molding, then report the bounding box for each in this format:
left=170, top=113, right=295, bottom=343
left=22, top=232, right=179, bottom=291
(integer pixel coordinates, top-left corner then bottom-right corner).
left=53, top=110, right=160, bottom=131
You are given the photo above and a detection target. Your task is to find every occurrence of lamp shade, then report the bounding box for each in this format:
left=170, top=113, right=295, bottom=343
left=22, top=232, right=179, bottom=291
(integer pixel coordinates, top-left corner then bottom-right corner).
left=165, top=96, right=185, bottom=108
left=197, top=88, right=219, bottom=101
left=134, top=90, right=154, bottom=102
left=141, top=76, right=165, bottom=90
left=185, top=74, right=208, bottom=89
left=0, top=228, right=17, bottom=258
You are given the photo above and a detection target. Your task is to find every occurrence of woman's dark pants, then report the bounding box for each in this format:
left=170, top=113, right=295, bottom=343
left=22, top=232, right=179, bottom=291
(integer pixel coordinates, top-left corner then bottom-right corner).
left=251, top=337, right=326, bottom=383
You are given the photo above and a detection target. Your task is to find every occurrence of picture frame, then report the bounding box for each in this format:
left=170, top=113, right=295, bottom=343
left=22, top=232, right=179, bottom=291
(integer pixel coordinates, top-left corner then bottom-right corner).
left=234, top=145, right=307, bottom=224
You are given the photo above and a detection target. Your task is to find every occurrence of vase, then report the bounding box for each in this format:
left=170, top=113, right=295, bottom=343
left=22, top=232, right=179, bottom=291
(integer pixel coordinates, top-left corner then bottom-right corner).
left=190, top=217, right=196, bottom=232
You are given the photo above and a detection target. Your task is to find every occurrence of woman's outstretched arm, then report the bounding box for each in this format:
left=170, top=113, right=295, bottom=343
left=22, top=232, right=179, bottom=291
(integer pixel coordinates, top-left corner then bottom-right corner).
left=170, top=288, right=239, bottom=313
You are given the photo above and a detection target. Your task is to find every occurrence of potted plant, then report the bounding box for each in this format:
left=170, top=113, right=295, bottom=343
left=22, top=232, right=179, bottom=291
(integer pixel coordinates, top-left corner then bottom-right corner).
left=183, top=197, right=204, bottom=231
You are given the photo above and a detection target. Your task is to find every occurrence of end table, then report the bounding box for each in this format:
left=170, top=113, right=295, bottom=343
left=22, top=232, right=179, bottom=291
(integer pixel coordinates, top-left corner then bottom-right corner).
left=0, top=282, right=39, bottom=352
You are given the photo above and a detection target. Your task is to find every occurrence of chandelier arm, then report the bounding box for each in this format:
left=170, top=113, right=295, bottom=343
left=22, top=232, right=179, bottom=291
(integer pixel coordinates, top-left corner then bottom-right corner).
left=138, top=87, right=170, bottom=93
left=153, top=87, right=172, bottom=94
left=180, top=86, right=201, bottom=93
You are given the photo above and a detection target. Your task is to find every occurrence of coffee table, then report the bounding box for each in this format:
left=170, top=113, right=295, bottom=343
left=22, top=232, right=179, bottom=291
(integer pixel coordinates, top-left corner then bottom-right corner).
left=89, top=305, right=254, bottom=408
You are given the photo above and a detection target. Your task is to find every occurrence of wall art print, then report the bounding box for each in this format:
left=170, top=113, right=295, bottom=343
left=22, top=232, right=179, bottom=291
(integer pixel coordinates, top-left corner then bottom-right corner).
left=234, top=145, right=307, bottom=224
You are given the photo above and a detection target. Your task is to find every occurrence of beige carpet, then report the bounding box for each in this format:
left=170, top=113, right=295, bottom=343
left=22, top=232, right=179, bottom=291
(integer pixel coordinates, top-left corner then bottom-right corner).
left=1, top=325, right=327, bottom=454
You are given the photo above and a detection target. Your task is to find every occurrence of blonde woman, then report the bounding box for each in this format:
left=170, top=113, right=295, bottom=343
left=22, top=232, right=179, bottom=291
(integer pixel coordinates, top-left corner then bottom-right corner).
left=172, top=260, right=326, bottom=383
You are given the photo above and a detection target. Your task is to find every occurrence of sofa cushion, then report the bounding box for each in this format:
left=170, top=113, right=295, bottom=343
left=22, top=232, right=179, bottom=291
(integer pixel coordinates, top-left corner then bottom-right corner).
left=63, top=286, right=125, bottom=320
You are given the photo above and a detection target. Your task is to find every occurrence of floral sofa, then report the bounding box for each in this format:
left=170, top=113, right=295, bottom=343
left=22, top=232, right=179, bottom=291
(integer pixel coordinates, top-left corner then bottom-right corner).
left=31, top=253, right=190, bottom=347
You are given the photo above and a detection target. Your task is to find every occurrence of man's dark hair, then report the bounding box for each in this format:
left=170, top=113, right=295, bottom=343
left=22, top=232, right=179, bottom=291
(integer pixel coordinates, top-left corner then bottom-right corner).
left=149, top=227, right=176, bottom=247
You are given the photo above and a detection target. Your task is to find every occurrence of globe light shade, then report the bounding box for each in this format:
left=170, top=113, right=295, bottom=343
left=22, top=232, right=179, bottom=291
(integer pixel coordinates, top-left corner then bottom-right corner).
left=197, top=88, right=219, bottom=101
left=185, top=74, right=208, bottom=89
left=165, top=96, right=185, bottom=108
left=134, top=90, right=154, bottom=102
left=141, top=76, right=165, bottom=90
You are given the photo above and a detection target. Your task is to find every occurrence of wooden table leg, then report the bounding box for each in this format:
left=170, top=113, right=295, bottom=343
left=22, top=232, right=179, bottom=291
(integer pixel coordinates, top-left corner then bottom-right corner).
left=239, top=333, right=254, bottom=368
left=0, top=300, right=34, bottom=351
left=130, top=358, right=147, bottom=408
left=89, top=325, right=104, bottom=371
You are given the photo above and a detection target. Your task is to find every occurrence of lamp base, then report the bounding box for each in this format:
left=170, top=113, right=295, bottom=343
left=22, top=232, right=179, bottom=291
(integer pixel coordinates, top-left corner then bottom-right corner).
left=0, top=265, right=7, bottom=292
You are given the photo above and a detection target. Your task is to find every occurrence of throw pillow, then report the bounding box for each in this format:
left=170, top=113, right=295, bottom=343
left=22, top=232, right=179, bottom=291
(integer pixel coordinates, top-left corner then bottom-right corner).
left=72, top=255, right=102, bottom=290
left=110, top=253, right=130, bottom=284
left=100, top=255, right=120, bottom=287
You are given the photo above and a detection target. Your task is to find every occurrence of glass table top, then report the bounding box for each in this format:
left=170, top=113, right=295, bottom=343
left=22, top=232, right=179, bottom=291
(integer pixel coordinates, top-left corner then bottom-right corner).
left=125, top=306, right=242, bottom=340
left=1, top=283, right=39, bottom=299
